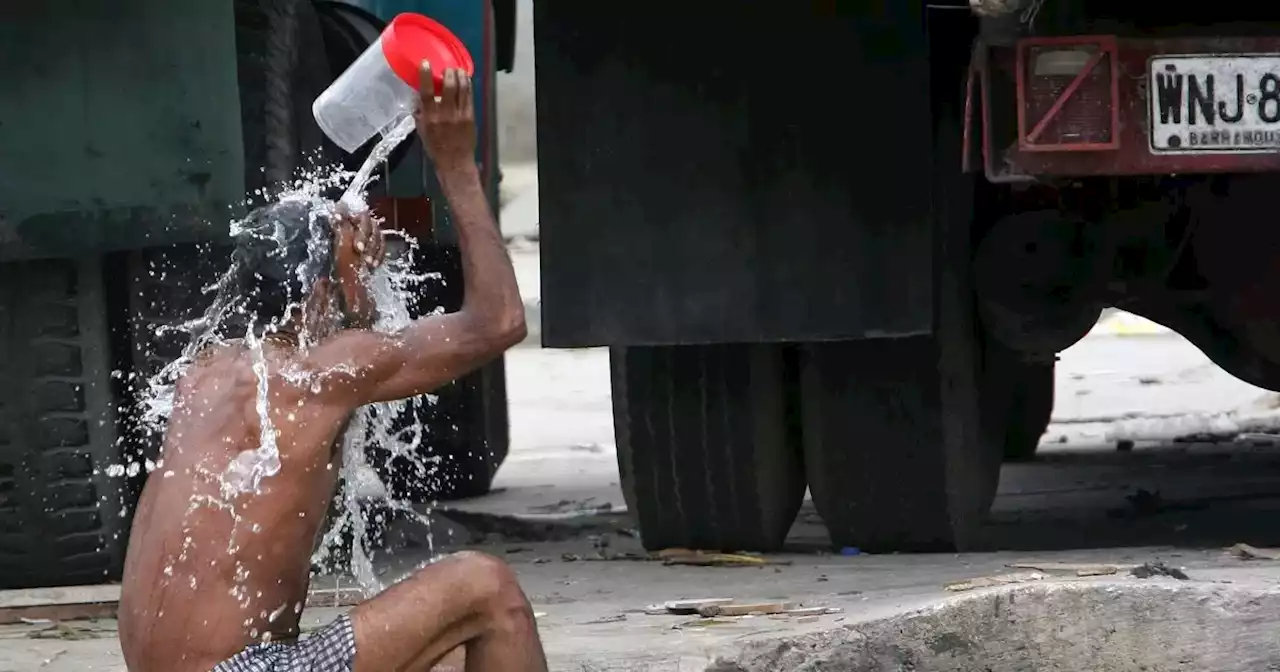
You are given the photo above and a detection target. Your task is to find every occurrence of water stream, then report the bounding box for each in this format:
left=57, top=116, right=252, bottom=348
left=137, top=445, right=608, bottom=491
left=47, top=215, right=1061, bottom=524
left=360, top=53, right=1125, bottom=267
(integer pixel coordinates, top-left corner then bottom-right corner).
left=120, top=114, right=444, bottom=598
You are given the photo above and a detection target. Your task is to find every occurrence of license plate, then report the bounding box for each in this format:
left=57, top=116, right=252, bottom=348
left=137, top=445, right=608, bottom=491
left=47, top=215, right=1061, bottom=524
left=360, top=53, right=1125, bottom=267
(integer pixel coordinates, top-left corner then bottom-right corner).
left=1149, top=55, right=1280, bottom=153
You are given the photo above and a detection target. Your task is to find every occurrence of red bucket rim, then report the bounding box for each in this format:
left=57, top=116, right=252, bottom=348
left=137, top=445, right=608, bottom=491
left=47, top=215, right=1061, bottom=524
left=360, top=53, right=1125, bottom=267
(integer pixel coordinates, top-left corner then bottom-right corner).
left=381, top=13, right=475, bottom=90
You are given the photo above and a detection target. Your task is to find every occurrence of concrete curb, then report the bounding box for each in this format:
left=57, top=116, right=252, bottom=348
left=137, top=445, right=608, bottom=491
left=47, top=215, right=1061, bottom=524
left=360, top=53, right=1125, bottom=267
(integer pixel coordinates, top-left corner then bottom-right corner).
left=709, top=575, right=1279, bottom=672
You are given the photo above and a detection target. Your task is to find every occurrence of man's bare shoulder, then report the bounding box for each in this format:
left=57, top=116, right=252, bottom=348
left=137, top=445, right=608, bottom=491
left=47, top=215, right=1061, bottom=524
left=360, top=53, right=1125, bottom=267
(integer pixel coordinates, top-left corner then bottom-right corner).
left=177, top=338, right=318, bottom=392
left=175, top=341, right=253, bottom=394
left=186, top=336, right=365, bottom=414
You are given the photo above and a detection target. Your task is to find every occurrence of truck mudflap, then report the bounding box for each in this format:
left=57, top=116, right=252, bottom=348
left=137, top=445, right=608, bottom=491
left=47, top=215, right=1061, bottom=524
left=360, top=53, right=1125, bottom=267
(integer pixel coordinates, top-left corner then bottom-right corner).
left=965, top=35, right=1280, bottom=179
left=534, top=2, right=938, bottom=348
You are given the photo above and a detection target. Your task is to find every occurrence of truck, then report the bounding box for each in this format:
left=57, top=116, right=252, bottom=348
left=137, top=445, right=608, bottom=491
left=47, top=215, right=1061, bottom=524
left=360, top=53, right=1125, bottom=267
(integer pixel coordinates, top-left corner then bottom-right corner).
left=531, top=0, right=1280, bottom=553
left=0, top=0, right=517, bottom=589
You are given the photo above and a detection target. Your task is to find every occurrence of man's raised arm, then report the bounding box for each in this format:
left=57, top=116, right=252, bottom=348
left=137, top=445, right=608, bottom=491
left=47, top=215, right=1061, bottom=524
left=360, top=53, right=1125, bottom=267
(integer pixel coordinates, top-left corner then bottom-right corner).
left=307, top=64, right=525, bottom=406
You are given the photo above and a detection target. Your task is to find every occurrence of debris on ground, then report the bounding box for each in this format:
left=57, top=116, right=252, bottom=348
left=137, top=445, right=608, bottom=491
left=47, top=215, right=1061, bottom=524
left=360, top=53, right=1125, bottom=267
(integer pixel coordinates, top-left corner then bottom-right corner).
left=1227, top=543, right=1280, bottom=561
left=1130, top=562, right=1190, bottom=580
left=643, top=598, right=841, bottom=621
left=550, top=549, right=651, bottom=563
left=0, top=585, right=120, bottom=625
left=25, top=622, right=108, bottom=641
left=696, top=601, right=790, bottom=617
left=672, top=617, right=737, bottom=630
left=582, top=614, right=627, bottom=625
left=945, top=570, right=1047, bottom=592
left=657, top=598, right=734, bottom=615
left=584, top=551, right=649, bottom=562
left=526, top=497, right=615, bottom=516
left=657, top=549, right=793, bottom=567
left=1006, top=562, right=1139, bottom=576
left=38, top=648, right=68, bottom=667
left=780, top=606, right=842, bottom=616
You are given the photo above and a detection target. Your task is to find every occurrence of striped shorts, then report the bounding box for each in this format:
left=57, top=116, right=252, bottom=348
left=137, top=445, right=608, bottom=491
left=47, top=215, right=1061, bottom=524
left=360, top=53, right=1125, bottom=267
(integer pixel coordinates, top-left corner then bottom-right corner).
left=211, top=614, right=357, bottom=672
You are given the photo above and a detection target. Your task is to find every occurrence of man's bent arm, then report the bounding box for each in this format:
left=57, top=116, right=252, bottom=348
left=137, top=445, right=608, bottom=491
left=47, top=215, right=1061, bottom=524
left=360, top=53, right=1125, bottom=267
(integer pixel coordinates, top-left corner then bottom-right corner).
left=303, top=158, right=525, bottom=406
left=437, top=159, right=525, bottom=347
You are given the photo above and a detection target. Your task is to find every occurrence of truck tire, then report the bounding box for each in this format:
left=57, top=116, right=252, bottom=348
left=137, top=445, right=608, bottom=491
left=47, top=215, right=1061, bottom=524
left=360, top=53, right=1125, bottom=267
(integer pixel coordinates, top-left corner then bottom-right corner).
left=0, top=260, right=127, bottom=589
left=982, top=342, right=1054, bottom=462
left=612, top=344, right=806, bottom=552
left=236, top=0, right=335, bottom=195
left=799, top=334, right=1002, bottom=552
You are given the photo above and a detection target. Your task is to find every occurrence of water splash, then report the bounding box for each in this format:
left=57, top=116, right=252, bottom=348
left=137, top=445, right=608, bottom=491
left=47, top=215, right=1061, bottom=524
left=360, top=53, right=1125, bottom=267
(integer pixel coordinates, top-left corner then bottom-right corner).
left=219, top=326, right=282, bottom=498
left=340, top=114, right=417, bottom=214
left=115, top=117, right=451, bottom=598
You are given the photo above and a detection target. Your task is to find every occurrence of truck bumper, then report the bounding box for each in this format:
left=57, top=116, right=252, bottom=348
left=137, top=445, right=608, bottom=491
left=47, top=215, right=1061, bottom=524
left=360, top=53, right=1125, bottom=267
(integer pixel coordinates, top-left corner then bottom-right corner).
left=966, top=35, right=1280, bottom=179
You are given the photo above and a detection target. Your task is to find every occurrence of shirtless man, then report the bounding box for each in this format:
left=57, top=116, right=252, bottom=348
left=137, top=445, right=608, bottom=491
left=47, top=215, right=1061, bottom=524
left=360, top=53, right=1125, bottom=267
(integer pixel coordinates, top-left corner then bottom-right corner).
left=118, top=64, right=546, bottom=672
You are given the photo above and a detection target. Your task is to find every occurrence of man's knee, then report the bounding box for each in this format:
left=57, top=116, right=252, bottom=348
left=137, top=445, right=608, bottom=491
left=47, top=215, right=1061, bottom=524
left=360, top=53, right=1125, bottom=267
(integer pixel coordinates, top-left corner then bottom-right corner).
left=423, top=551, right=530, bottom=616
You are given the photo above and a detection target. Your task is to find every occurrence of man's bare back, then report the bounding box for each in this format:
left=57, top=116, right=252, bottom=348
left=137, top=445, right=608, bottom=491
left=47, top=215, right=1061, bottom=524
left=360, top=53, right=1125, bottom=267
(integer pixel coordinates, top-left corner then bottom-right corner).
left=118, top=65, right=547, bottom=672
left=119, top=342, right=349, bottom=669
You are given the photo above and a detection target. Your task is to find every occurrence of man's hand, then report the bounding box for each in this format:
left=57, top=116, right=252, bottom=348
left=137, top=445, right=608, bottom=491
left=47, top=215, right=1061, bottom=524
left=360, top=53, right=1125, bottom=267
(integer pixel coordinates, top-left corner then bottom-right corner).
left=413, top=62, right=477, bottom=171
left=332, top=209, right=384, bottom=327
left=334, top=209, right=385, bottom=274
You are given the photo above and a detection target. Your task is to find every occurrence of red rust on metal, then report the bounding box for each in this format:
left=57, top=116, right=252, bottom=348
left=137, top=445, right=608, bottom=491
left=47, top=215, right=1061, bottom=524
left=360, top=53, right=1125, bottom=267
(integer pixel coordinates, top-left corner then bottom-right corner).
left=971, top=36, right=1280, bottom=176
left=370, top=196, right=434, bottom=240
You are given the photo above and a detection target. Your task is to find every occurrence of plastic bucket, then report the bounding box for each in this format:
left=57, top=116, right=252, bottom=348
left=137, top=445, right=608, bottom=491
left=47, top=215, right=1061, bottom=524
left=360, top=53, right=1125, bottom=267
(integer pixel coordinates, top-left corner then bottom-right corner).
left=312, top=13, right=474, bottom=154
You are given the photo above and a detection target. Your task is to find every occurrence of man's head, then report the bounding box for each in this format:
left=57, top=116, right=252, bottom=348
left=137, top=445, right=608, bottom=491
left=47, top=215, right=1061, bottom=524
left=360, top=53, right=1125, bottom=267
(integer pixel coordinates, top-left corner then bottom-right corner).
left=228, top=199, right=340, bottom=337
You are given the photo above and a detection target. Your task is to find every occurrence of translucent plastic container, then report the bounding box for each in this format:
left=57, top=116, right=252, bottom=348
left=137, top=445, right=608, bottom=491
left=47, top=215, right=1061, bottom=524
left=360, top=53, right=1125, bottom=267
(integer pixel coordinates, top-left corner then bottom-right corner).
left=313, top=13, right=474, bottom=154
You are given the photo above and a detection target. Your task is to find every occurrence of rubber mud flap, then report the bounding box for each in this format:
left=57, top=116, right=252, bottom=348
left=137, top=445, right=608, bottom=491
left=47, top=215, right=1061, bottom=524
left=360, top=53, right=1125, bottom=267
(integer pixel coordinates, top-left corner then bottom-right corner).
left=612, top=344, right=806, bottom=552
left=0, top=260, right=128, bottom=589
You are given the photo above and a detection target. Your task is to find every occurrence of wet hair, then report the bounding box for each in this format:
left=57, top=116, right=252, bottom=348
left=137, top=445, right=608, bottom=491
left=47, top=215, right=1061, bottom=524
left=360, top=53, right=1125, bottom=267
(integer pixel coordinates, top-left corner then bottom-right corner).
left=226, top=199, right=335, bottom=332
